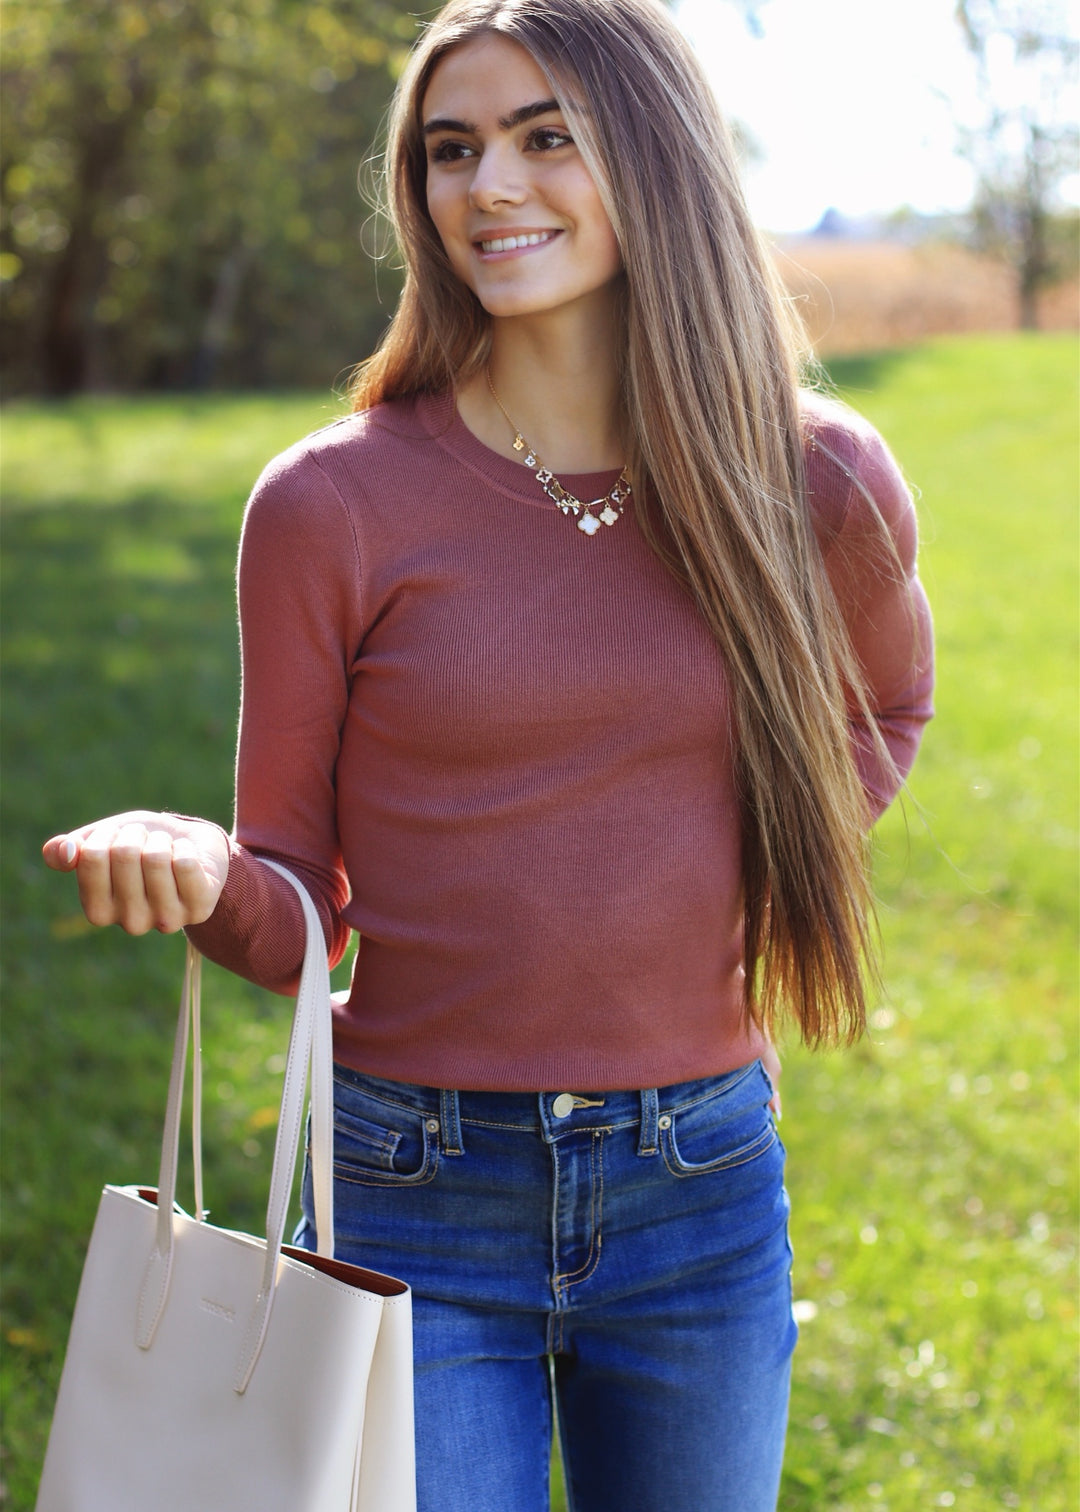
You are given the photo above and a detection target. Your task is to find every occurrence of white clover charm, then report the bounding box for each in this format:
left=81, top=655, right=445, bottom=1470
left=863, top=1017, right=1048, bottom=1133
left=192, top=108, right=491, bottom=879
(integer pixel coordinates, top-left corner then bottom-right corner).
left=485, top=371, right=632, bottom=541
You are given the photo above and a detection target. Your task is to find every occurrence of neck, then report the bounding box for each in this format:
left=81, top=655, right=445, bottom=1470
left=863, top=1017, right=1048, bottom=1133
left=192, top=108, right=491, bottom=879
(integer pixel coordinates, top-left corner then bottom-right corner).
left=459, top=294, right=625, bottom=473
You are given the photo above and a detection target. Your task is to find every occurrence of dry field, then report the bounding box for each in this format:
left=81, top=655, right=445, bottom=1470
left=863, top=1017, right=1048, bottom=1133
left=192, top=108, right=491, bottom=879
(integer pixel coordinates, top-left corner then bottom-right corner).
left=771, top=237, right=1079, bottom=355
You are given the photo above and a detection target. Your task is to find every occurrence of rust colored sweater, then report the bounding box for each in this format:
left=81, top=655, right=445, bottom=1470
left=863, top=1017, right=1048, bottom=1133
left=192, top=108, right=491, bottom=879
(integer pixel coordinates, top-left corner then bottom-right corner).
left=187, top=389, right=933, bottom=1091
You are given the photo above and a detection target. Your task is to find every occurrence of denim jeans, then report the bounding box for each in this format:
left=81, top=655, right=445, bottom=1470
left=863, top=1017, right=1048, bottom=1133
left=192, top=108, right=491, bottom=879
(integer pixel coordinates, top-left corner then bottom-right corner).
left=294, top=1058, right=796, bottom=1512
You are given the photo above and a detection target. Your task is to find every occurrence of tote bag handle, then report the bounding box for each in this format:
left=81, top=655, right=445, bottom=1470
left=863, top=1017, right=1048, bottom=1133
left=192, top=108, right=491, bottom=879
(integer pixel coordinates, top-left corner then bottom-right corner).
left=135, top=859, right=337, bottom=1394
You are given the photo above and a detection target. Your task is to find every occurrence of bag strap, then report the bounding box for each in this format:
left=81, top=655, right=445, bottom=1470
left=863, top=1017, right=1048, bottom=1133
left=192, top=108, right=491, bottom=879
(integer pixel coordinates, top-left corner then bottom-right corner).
left=136, top=860, right=338, bottom=1396
left=252, top=859, right=335, bottom=1262
left=135, top=946, right=201, bottom=1350
left=191, top=946, right=204, bottom=1224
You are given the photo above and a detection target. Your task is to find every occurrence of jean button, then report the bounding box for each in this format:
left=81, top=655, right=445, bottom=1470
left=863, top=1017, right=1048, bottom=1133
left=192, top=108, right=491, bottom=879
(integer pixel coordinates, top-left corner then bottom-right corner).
left=552, top=1093, right=576, bottom=1118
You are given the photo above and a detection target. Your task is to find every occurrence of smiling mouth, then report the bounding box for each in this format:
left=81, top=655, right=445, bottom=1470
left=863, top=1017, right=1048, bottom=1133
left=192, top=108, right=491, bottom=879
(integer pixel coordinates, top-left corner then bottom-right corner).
left=476, top=230, right=561, bottom=254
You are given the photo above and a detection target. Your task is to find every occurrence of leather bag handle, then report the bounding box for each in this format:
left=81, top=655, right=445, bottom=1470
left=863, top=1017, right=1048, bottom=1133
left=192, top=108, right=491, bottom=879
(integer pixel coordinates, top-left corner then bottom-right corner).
left=135, top=860, right=337, bottom=1394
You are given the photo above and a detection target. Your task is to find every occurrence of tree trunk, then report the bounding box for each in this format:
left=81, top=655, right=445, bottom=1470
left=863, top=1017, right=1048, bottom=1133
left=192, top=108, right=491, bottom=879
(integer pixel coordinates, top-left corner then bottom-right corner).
left=189, top=246, right=254, bottom=389
left=41, top=104, right=140, bottom=394
left=1017, top=124, right=1049, bottom=332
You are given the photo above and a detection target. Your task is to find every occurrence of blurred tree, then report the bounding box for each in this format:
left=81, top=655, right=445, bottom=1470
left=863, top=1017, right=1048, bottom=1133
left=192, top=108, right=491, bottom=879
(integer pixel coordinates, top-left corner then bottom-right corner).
left=954, top=0, right=1079, bottom=328
left=1, top=0, right=769, bottom=395
left=0, top=0, right=418, bottom=394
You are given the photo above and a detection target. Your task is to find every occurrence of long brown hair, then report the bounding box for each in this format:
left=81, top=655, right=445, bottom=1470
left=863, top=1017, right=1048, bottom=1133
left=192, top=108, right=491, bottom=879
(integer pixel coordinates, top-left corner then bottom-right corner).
left=351, top=0, right=896, bottom=1045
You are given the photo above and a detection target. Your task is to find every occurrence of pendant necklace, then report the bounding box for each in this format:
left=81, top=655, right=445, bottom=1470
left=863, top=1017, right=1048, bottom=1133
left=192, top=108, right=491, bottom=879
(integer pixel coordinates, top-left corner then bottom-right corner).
left=486, top=371, right=632, bottom=537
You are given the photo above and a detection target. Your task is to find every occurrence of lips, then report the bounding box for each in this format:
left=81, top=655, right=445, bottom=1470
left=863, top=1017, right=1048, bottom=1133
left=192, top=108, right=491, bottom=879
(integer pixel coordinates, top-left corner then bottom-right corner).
left=474, top=229, right=561, bottom=255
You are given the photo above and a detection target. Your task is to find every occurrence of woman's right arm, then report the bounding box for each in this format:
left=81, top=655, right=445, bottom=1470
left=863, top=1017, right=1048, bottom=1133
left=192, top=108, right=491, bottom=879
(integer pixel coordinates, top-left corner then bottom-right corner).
left=43, top=439, right=364, bottom=993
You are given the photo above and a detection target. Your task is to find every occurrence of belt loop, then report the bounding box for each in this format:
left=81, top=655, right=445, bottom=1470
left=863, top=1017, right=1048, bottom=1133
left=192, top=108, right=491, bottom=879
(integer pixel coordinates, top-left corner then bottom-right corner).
left=439, top=1088, right=464, bottom=1156
left=637, top=1088, right=659, bottom=1156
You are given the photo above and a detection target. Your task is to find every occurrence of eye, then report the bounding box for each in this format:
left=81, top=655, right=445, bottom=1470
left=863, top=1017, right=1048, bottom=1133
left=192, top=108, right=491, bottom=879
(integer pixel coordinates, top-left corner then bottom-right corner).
left=429, top=139, right=477, bottom=164
left=527, top=126, right=573, bottom=152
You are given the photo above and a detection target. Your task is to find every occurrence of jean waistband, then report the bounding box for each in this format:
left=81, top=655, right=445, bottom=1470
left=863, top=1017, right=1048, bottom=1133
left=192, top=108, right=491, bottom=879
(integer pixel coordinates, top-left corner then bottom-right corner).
left=331, top=1060, right=764, bottom=1155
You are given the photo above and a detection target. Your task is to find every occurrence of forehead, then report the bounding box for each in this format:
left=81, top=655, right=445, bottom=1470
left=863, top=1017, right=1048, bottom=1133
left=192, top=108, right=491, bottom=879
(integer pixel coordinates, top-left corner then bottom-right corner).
left=422, top=33, right=555, bottom=124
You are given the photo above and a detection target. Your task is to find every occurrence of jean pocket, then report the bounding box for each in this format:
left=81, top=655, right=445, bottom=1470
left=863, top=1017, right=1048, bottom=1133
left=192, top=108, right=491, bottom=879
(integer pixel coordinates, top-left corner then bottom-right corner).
left=331, top=1077, right=439, bottom=1187
left=660, top=1063, right=777, bottom=1178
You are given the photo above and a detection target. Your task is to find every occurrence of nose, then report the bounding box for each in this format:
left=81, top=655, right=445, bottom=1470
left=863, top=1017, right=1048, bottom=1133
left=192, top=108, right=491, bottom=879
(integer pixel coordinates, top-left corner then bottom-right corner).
left=467, top=143, right=527, bottom=213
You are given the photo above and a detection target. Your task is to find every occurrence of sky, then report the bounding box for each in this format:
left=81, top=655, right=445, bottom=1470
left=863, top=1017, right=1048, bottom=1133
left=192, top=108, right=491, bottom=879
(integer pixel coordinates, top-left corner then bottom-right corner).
left=674, top=0, right=1079, bottom=234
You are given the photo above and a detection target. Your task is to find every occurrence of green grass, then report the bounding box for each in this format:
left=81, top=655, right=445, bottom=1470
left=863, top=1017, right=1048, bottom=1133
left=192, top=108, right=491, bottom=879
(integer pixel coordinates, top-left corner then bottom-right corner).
left=2, top=336, right=1076, bottom=1511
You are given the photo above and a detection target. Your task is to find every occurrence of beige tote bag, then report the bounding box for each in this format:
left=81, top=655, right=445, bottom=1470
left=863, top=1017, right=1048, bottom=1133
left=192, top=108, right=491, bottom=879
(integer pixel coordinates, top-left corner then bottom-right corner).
left=36, top=860, right=416, bottom=1512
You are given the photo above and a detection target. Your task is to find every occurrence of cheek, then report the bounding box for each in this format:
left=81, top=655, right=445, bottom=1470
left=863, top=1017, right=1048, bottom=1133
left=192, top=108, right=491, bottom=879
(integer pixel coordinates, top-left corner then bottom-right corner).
left=425, top=184, right=473, bottom=279
left=585, top=213, right=623, bottom=284
left=424, top=178, right=450, bottom=245
left=599, top=221, right=623, bottom=277
left=567, top=171, right=622, bottom=274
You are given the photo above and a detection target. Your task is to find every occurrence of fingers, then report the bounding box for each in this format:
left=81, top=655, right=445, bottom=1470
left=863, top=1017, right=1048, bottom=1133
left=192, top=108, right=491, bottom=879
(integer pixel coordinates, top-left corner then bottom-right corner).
left=43, top=813, right=228, bottom=934
left=123, top=825, right=184, bottom=933
left=78, top=821, right=158, bottom=933
left=105, top=822, right=153, bottom=924
left=42, top=819, right=102, bottom=870
left=42, top=835, right=80, bottom=870
left=170, top=836, right=217, bottom=924
left=43, top=813, right=155, bottom=873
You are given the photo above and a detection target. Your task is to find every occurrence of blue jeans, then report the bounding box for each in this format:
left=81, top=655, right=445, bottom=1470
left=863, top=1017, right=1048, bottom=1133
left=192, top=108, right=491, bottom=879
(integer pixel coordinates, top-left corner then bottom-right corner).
left=295, top=1059, right=796, bottom=1512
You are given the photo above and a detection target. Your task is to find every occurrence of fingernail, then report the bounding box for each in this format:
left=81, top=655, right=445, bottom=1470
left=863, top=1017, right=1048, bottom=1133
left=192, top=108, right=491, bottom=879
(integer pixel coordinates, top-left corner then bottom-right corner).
left=60, top=839, right=77, bottom=865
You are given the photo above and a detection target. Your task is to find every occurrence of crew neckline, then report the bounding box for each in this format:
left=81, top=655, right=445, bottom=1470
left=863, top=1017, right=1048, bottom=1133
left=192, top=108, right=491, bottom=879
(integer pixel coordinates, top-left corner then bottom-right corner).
left=415, top=389, right=625, bottom=509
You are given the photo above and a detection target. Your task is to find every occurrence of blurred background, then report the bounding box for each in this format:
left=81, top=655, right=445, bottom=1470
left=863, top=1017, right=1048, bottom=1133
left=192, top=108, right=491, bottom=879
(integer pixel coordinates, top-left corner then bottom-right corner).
left=1, top=0, right=419, bottom=395
left=2, top=3, right=1077, bottom=1510
left=1, top=0, right=1076, bottom=392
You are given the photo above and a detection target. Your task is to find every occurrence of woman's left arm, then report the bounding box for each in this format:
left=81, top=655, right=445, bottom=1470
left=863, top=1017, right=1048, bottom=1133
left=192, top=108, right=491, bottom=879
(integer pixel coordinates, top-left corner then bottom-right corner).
left=810, top=406, right=935, bottom=820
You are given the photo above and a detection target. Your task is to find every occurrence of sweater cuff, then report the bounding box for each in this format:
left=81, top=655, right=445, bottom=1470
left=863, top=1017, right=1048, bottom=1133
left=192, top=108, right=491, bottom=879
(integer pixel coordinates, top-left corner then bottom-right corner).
left=184, top=832, right=307, bottom=994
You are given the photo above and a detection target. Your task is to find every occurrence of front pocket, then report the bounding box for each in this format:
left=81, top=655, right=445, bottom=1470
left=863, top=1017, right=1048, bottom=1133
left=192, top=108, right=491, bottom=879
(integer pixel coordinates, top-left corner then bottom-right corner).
left=334, top=1106, right=402, bottom=1172
left=660, top=1065, right=777, bottom=1178
left=332, top=1084, right=439, bottom=1187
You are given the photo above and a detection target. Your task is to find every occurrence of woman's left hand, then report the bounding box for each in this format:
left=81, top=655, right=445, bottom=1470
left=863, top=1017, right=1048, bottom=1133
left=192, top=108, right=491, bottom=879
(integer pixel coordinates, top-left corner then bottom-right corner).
left=762, top=1041, right=782, bottom=1120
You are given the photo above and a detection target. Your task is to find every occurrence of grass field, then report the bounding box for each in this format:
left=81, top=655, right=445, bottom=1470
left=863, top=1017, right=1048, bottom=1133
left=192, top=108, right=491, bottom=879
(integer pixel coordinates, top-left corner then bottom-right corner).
left=2, top=335, right=1076, bottom=1510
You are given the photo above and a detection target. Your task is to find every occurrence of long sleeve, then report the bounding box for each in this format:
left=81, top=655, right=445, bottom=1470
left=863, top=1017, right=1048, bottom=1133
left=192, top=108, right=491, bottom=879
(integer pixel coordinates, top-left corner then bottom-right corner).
left=186, top=433, right=365, bottom=991
left=804, top=394, right=934, bottom=820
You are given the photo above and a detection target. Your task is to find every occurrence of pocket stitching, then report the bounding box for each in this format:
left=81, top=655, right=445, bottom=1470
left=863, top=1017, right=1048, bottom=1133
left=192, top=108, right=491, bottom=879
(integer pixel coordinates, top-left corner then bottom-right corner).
left=331, top=1102, right=439, bottom=1187
left=660, top=1120, right=777, bottom=1178
left=333, top=1140, right=440, bottom=1188
left=333, top=1113, right=401, bottom=1158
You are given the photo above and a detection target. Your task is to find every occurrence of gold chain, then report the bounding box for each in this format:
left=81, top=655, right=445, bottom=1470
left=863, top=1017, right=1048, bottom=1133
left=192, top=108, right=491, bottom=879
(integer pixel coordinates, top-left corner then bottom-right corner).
left=486, top=372, right=632, bottom=537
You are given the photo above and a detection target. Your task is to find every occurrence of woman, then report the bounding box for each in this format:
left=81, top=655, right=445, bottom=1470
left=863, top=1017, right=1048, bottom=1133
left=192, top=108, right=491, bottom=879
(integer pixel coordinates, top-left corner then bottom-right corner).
left=44, top=1, right=933, bottom=1507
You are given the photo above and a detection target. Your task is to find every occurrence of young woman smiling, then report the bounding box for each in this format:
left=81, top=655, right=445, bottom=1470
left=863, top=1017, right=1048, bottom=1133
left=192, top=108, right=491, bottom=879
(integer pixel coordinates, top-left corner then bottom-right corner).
left=44, top=1, right=934, bottom=1507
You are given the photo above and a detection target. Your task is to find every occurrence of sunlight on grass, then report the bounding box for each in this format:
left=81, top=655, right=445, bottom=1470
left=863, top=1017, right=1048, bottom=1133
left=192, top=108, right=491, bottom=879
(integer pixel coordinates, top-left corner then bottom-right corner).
left=1, top=392, right=342, bottom=513
left=2, top=338, right=1076, bottom=1511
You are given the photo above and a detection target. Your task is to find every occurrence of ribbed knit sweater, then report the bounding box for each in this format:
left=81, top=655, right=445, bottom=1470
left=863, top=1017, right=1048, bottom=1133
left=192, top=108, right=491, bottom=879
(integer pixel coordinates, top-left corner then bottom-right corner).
left=187, top=389, right=933, bottom=1092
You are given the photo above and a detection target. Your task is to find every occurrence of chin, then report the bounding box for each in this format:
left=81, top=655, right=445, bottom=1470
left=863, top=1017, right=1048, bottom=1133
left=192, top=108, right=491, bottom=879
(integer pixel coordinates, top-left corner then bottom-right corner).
left=473, top=283, right=602, bottom=321
left=476, top=293, right=550, bottom=318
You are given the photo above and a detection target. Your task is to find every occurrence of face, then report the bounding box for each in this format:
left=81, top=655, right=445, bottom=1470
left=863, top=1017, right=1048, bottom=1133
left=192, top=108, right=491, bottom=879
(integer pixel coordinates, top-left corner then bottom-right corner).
left=421, top=32, right=623, bottom=322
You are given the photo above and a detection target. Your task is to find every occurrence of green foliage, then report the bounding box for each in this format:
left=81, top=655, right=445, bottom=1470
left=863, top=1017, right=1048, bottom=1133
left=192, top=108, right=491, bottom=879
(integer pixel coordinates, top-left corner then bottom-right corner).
left=2, top=337, right=1076, bottom=1510
left=0, top=0, right=418, bottom=395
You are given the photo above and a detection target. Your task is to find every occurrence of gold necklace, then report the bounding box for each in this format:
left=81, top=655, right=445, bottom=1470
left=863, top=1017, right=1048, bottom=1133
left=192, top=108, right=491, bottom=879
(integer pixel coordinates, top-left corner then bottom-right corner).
left=486, top=372, right=632, bottom=537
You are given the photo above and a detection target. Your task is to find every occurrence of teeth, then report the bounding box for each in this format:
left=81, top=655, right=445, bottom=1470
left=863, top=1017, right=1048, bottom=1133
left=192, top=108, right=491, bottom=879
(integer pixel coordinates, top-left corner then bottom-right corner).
left=480, top=231, right=555, bottom=253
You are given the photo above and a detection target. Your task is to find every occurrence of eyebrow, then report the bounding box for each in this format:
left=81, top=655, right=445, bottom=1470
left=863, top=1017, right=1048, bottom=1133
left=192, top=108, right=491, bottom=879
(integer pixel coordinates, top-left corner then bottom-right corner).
left=422, top=98, right=561, bottom=137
